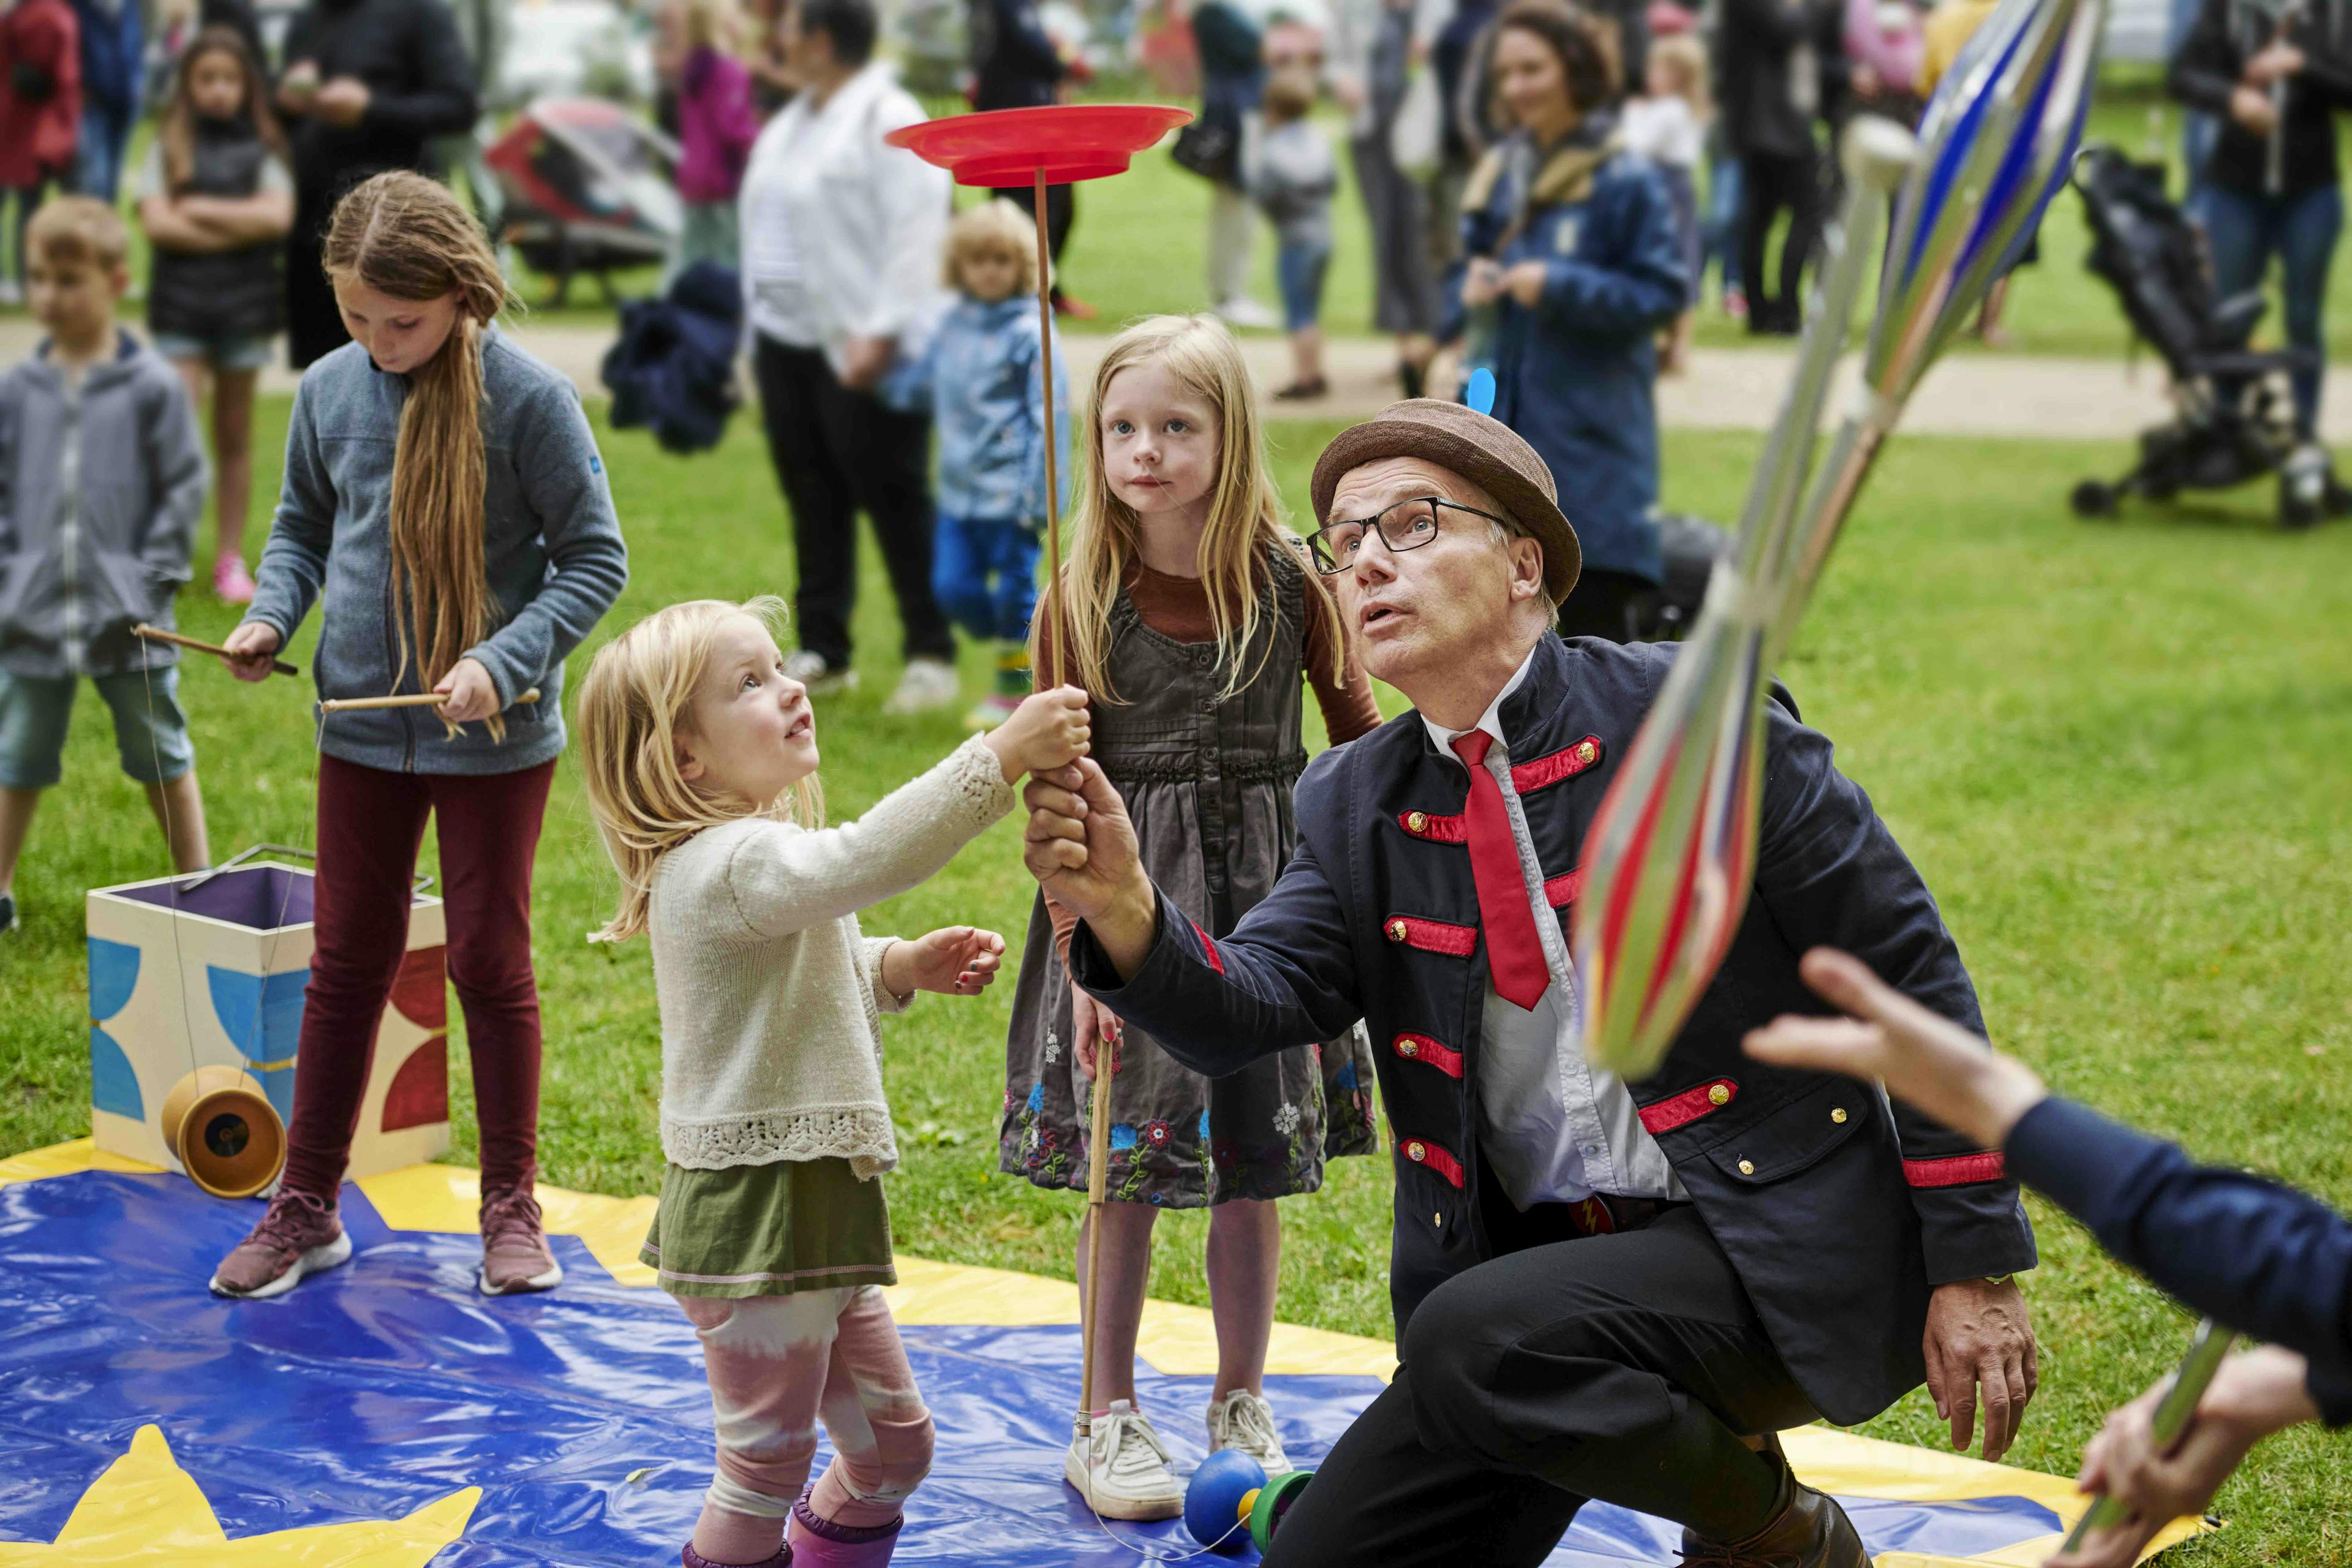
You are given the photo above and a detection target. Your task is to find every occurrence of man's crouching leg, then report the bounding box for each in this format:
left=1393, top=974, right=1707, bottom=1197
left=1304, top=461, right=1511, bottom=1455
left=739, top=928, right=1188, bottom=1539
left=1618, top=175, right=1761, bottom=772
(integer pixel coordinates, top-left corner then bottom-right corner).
left=1399, top=1206, right=1863, bottom=1567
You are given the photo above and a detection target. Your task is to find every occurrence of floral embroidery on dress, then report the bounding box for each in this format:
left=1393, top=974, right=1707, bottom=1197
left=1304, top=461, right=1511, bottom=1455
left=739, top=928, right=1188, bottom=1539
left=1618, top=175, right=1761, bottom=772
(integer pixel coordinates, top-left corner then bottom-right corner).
left=1273, top=1102, right=1301, bottom=1137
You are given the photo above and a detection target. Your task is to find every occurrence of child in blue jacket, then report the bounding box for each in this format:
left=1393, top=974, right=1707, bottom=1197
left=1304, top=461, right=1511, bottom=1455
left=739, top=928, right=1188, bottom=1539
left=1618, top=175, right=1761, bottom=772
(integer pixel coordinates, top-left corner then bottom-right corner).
left=897, top=200, right=1070, bottom=731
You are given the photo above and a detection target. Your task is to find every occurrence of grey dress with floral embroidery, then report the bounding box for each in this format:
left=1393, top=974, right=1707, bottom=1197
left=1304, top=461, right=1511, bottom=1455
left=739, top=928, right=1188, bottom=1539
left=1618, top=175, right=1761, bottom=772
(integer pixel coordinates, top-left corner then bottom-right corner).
left=998, top=547, right=1379, bottom=1205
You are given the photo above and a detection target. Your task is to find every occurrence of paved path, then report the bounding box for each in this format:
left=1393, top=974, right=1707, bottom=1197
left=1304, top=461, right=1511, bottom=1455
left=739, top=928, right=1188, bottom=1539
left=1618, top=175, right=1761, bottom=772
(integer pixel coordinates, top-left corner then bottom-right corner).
left=7, top=316, right=2324, bottom=442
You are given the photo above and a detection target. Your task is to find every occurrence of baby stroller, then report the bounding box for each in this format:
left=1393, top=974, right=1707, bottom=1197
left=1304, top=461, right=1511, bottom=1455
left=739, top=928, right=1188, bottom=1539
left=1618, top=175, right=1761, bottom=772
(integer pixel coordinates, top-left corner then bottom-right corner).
left=484, top=98, right=682, bottom=306
left=2065, top=143, right=2328, bottom=527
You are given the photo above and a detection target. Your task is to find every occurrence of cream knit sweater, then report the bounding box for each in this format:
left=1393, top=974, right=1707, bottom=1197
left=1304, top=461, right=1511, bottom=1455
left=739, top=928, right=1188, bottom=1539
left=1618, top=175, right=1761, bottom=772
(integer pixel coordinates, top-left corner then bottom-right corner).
left=649, top=735, right=1015, bottom=1178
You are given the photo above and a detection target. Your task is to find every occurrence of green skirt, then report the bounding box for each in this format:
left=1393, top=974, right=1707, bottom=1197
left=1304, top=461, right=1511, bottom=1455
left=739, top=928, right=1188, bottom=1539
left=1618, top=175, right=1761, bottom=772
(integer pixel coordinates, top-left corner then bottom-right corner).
left=639, top=1156, right=897, bottom=1299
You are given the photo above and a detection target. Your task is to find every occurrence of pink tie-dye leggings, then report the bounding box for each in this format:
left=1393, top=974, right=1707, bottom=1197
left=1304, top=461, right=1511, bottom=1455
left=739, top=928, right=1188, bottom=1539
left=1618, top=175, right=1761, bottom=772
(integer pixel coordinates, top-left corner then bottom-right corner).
left=676, top=1285, right=936, bottom=1564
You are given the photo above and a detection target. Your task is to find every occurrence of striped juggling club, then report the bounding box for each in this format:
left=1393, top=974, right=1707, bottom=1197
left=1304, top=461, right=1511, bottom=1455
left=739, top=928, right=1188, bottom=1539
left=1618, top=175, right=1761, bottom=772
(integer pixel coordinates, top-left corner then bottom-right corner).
left=1572, top=0, right=2106, bottom=1080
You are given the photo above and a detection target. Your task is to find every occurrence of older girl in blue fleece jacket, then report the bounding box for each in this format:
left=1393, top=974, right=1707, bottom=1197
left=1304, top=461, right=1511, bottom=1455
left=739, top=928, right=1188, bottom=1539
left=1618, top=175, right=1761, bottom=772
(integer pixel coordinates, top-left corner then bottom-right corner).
left=210, top=171, right=628, bottom=1302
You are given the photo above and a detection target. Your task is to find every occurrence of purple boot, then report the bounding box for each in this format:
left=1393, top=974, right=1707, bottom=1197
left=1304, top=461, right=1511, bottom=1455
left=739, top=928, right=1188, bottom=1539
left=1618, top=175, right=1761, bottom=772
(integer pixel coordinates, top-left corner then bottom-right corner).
left=786, top=1486, right=902, bottom=1567
left=681, top=1545, right=788, bottom=1568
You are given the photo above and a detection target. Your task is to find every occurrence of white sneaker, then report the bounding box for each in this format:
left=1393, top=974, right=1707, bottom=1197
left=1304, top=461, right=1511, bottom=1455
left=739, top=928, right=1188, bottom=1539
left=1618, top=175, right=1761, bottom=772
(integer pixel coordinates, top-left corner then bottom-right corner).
left=881, top=656, right=961, bottom=715
left=783, top=648, right=858, bottom=696
left=1205, top=1388, right=1292, bottom=1476
left=1213, top=296, right=1281, bottom=330
left=1066, top=1399, right=1185, bottom=1521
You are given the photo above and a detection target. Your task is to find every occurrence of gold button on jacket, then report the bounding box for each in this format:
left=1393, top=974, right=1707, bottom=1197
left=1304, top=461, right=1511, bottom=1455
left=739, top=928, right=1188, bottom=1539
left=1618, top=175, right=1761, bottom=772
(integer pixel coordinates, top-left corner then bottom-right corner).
left=1707, top=1084, right=1730, bottom=1106
left=1738, top=1159, right=1755, bottom=1175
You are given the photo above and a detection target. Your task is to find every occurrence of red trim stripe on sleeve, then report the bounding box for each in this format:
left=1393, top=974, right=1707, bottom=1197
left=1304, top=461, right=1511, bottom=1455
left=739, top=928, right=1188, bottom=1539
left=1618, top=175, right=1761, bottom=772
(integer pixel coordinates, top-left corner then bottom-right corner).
left=1187, top=919, right=1224, bottom=976
left=1904, top=1152, right=2007, bottom=1188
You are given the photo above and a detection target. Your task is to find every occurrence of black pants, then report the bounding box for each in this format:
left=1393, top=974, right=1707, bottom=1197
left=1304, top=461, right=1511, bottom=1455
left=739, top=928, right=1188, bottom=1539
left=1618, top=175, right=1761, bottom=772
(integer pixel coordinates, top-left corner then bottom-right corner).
left=753, top=335, right=954, bottom=668
left=1263, top=1202, right=1817, bottom=1568
left=1556, top=567, right=1660, bottom=643
left=989, top=181, right=1074, bottom=303
left=1740, top=150, right=1825, bottom=336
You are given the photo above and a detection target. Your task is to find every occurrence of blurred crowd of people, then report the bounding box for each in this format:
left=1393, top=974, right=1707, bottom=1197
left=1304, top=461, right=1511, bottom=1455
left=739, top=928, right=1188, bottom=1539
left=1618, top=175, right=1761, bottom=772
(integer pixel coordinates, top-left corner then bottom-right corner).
left=2, top=0, right=2346, bottom=713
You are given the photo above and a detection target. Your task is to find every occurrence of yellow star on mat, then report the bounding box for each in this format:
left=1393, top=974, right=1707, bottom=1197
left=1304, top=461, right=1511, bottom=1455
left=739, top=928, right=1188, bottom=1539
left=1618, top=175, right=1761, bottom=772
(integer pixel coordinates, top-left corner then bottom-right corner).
left=0, top=1425, right=478, bottom=1567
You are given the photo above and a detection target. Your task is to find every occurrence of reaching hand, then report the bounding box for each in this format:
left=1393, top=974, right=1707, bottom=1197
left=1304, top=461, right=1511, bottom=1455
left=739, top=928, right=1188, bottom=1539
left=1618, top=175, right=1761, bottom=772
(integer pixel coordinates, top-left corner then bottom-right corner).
left=838, top=334, right=895, bottom=391
left=433, top=657, right=501, bottom=725
left=1070, top=979, right=1121, bottom=1077
left=220, top=620, right=282, bottom=684
left=1461, top=257, right=1504, bottom=309
left=2050, top=1346, right=2320, bottom=1568
left=982, top=685, right=1091, bottom=782
left=883, top=926, right=1008, bottom=997
left=1741, top=948, right=2049, bottom=1151
left=1921, top=1278, right=2039, bottom=1462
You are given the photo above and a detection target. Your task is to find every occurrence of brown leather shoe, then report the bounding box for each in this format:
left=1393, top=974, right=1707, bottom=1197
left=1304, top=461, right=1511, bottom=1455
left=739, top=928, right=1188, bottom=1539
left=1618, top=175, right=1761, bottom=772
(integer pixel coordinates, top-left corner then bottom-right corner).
left=478, top=1186, right=564, bottom=1296
left=1679, top=1479, right=1868, bottom=1568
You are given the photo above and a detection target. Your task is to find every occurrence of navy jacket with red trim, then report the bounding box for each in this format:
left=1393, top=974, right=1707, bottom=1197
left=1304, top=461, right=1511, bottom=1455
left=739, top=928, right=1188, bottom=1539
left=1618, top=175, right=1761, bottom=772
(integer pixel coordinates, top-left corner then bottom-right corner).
left=1071, top=632, right=2037, bottom=1427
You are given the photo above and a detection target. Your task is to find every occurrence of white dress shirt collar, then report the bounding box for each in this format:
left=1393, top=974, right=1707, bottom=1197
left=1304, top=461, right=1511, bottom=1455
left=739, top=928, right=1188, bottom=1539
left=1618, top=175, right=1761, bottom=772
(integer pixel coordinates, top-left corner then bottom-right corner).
left=1420, top=643, right=1539, bottom=759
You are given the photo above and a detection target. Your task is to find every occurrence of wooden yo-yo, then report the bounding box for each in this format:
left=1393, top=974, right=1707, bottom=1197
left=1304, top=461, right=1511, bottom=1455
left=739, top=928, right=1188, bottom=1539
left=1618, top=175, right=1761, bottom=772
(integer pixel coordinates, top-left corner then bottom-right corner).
left=160, top=1065, right=286, bottom=1198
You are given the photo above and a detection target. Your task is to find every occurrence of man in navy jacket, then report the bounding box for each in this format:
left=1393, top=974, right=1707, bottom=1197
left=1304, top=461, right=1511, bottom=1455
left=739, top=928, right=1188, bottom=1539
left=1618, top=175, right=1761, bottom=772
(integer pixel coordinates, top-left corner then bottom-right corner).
left=1023, top=401, right=2039, bottom=1567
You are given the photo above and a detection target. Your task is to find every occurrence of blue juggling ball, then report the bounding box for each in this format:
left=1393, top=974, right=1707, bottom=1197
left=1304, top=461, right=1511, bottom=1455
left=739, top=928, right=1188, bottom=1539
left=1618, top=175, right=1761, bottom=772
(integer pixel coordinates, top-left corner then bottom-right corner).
left=1185, top=1449, right=1268, bottom=1554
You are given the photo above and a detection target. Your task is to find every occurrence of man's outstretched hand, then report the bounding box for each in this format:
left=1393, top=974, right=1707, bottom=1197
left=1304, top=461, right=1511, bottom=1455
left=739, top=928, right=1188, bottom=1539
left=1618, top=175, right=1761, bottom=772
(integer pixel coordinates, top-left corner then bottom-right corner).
left=1022, top=759, right=1157, bottom=976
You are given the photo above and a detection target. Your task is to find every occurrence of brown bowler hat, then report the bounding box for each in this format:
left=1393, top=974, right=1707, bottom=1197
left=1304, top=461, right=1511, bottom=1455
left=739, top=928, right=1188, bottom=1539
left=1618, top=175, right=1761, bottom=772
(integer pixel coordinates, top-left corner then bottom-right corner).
left=1309, top=399, right=1581, bottom=605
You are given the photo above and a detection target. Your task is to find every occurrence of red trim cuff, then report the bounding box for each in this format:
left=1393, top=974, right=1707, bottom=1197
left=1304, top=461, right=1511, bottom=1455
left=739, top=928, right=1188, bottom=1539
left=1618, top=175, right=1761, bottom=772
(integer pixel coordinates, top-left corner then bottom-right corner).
left=1904, top=1152, right=2008, bottom=1188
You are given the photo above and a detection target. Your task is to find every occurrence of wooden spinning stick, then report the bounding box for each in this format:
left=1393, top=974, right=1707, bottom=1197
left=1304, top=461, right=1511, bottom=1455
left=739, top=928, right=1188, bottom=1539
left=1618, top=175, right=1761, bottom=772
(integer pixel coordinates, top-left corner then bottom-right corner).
left=133, top=623, right=299, bottom=677
left=319, top=687, right=541, bottom=713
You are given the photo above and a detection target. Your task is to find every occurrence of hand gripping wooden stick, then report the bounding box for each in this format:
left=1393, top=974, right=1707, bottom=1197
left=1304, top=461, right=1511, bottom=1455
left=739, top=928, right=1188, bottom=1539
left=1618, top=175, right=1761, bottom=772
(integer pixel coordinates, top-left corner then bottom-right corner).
left=318, top=687, right=541, bottom=713
left=132, top=623, right=299, bottom=677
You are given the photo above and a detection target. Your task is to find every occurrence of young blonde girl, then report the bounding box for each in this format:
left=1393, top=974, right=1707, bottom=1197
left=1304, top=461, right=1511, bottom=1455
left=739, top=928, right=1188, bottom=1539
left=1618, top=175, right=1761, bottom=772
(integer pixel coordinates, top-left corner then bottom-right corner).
left=578, top=597, right=1088, bottom=1568
left=1000, top=314, right=1383, bottom=1518
left=211, top=170, right=629, bottom=1301
left=134, top=24, right=294, bottom=601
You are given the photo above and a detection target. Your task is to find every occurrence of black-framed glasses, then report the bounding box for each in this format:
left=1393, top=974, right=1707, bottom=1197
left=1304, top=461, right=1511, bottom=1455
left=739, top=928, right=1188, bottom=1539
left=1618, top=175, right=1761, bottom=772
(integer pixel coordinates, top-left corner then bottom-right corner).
left=1307, top=497, right=1510, bottom=575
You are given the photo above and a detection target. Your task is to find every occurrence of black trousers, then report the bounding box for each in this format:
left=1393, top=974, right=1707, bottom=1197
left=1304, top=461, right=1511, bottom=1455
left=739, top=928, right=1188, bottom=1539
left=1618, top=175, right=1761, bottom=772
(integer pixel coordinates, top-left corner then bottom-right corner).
left=1740, top=150, right=1825, bottom=336
left=1264, top=1199, right=1817, bottom=1568
left=989, top=181, right=1074, bottom=302
left=752, top=335, right=954, bottom=667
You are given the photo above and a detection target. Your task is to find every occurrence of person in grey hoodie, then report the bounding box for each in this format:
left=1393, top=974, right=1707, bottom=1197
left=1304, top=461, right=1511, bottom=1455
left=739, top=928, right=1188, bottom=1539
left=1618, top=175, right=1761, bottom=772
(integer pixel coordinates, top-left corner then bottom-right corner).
left=0, top=197, right=210, bottom=938
left=209, top=172, right=628, bottom=1303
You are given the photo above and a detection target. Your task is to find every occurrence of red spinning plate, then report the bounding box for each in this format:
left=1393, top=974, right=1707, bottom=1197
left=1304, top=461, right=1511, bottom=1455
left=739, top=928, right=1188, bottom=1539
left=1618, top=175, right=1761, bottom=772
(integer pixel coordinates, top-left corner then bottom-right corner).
left=885, top=104, right=1194, bottom=187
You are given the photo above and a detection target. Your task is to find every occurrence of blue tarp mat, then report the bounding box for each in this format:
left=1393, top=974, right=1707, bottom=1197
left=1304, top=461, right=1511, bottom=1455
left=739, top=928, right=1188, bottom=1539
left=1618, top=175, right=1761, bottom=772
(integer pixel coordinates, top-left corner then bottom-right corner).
left=0, top=1167, right=2073, bottom=1564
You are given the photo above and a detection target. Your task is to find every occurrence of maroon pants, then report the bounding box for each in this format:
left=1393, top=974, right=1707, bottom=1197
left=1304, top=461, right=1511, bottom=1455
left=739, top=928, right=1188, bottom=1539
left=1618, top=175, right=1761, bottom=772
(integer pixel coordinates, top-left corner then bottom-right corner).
left=280, top=753, right=557, bottom=1200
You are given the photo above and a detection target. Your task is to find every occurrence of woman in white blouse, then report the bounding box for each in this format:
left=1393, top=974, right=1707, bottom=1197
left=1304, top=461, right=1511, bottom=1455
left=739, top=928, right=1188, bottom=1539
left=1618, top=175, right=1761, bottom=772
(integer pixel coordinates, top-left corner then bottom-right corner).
left=739, top=0, right=961, bottom=713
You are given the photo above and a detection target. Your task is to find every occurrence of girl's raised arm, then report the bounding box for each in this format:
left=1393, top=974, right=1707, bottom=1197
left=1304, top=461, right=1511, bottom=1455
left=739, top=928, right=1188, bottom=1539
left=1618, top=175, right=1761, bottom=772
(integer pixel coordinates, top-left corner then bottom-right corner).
left=705, top=737, right=1016, bottom=940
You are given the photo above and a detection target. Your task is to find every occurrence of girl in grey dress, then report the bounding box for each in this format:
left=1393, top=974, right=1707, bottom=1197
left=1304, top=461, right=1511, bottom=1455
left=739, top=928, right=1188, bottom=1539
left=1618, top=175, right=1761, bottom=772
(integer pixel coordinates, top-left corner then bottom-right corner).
left=996, top=315, right=1382, bottom=1516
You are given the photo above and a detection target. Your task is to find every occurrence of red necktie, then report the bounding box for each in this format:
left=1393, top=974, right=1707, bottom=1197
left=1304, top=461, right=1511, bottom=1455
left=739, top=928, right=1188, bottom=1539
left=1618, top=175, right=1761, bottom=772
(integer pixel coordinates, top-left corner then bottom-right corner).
left=1451, top=731, right=1551, bottom=1011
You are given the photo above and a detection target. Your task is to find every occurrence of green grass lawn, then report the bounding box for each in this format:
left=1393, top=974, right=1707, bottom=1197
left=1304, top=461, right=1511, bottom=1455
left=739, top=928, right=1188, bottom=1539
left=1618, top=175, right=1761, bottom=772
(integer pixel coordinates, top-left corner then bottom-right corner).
left=3, top=401, right=2350, bottom=1559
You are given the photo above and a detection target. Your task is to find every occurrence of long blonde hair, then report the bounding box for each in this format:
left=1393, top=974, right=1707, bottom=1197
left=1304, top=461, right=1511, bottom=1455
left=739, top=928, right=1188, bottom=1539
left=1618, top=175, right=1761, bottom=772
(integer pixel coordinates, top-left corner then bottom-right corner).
left=1037, top=314, right=1345, bottom=703
left=578, top=598, right=826, bottom=944
left=321, top=172, right=511, bottom=717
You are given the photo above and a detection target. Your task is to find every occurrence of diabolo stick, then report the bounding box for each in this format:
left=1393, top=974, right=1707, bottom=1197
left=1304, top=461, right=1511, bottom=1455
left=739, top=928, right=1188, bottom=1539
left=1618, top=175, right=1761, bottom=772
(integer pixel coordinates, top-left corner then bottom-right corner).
left=134, top=622, right=299, bottom=677
left=2058, top=1320, right=2237, bottom=1554
left=319, top=687, right=541, bottom=712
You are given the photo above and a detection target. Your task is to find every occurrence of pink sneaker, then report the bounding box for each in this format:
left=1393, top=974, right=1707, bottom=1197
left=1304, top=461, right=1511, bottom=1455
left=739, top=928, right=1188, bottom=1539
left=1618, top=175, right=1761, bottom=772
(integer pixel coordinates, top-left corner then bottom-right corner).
left=210, top=1188, right=350, bottom=1298
left=213, top=556, right=256, bottom=604
left=478, top=1186, right=564, bottom=1295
